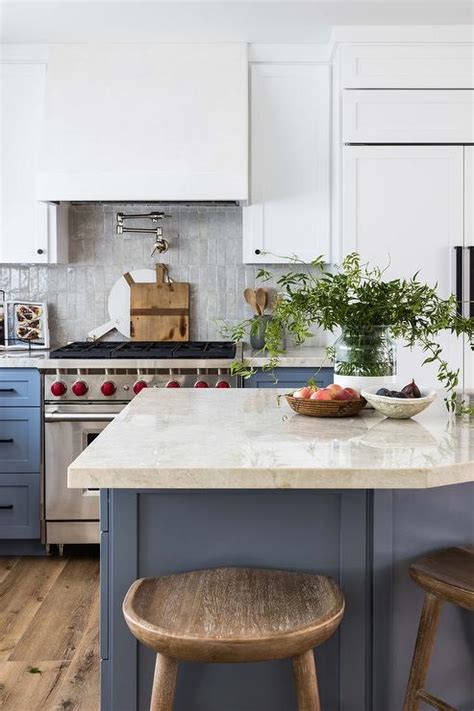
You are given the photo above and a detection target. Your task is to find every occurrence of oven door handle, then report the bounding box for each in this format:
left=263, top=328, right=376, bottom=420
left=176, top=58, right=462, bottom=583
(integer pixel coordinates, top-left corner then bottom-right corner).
left=45, top=412, right=118, bottom=423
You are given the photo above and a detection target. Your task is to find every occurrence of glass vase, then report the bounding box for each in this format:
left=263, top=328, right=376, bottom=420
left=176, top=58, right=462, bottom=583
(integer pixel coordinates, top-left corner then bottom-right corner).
left=333, top=325, right=397, bottom=391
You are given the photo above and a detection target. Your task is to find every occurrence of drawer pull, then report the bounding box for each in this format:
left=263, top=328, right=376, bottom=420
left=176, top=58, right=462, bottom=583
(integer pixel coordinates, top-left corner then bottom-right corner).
left=0, top=439, right=14, bottom=444
left=0, top=388, right=15, bottom=393
left=0, top=504, right=14, bottom=510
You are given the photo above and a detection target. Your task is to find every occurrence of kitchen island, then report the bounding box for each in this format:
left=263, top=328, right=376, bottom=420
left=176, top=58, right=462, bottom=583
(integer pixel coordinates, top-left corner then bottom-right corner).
left=68, top=389, right=474, bottom=711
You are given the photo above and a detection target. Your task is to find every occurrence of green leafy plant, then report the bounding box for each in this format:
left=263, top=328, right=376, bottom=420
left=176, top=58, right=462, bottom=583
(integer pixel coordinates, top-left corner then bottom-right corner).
left=222, top=253, right=474, bottom=414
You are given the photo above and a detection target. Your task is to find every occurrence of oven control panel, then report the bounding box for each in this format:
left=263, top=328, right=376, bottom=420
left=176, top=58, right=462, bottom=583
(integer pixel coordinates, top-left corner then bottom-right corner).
left=44, top=372, right=236, bottom=401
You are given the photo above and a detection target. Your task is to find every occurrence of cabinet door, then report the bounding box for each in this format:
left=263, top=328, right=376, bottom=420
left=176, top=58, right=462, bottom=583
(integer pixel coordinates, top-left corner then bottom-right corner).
left=464, top=147, right=474, bottom=390
left=343, top=145, right=464, bottom=388
left=0, top=61, right=67, bottom=263
left=243, top=64, right=330, bottom=264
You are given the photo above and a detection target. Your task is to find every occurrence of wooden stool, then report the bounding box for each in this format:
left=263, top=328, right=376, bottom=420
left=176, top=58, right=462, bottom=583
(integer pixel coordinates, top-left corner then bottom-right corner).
left=403, top=546, right=474, bottom=711
left=123, top=566, right=345, bottom=711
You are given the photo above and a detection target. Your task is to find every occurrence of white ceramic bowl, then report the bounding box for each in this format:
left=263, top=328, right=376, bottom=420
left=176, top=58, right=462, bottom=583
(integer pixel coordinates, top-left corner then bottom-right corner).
left=360, top=386, right=437, bottom=419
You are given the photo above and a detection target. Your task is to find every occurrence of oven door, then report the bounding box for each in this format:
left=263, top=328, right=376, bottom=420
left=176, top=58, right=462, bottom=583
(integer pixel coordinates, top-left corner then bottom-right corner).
left=44, top=404, right=121, bottom=522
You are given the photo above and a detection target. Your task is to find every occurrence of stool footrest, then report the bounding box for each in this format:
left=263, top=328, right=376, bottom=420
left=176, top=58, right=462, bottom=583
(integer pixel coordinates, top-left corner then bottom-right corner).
left=417, top=689, right=457, bottom=711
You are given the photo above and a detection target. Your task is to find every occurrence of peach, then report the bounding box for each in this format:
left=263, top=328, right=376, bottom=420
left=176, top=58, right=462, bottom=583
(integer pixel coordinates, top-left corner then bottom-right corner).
left=313, top=388, right=333, bottom=401
left=293, top=386, right=313, bottom=399
left=334, top=389, right=352, bottom=401
left=344, top=387, right=360, bottom=400
left=327, top=383, right=343, bottom=394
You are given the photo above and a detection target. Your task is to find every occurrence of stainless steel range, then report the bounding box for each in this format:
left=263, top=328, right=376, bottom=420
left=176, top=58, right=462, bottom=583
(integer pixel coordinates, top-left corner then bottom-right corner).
left=43, top=341, right=240, bottom=550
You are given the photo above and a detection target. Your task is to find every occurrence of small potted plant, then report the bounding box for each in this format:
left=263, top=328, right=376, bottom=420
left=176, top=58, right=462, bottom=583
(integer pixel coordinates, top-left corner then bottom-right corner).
left=224, top=253, right=474, bottom=414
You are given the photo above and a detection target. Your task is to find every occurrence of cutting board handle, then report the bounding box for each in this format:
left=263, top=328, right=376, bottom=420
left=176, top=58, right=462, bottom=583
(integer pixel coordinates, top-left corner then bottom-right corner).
left=123, top=272, right=135, bottom=286
left=156, top=264, right=173, bottom=290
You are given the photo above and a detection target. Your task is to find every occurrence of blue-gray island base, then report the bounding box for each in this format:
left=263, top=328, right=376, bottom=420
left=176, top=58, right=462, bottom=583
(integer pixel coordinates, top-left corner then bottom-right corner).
left=100, top=485, right=473, bottom=711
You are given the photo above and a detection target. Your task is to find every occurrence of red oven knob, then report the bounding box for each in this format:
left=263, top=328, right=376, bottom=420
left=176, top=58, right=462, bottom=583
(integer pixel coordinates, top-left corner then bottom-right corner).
left=101, top=381, right=116, bottom=397
left=194, top=380, right=209, bottom=388
left=166, top=380, right=181, bottom=388
left=133, top=380, right=148, bottom=395
left=72, top=380, right=88, bottom=397
left=50, top=380, right=67, bottom=397
left=216, top=380, right=231, bottom=388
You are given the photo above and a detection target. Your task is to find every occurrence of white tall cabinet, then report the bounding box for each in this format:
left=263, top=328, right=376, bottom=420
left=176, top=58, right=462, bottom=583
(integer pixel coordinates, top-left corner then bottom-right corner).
left=342, top=145, right=468, bottom=387
left=0, top=50, right=68, bottom=263
left=243, top=63, right=331, bottom=263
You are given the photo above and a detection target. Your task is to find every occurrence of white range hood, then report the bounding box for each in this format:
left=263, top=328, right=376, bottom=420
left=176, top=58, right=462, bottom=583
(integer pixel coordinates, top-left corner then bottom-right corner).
left=36, top=43, right=248, bottom=202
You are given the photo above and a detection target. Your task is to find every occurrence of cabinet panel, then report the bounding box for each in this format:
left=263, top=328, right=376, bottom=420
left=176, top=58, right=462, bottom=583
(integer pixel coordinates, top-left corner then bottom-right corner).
left=341, top=44, right=474, bottom=89
left=343, top=90, right=474, bottom=144
left=343, top=145, right=464, bottom=387
left=0, top=408, right=41, bottom=473
left=243, top=64, right=330, bottom=264
left=0, top=473, right=40, bottom=539
left=0, top=369, right=41, bottom=407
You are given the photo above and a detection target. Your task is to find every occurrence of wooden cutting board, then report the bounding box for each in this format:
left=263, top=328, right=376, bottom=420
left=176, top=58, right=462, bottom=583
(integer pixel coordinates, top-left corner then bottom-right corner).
left=125, top=264, right=189, bottom=341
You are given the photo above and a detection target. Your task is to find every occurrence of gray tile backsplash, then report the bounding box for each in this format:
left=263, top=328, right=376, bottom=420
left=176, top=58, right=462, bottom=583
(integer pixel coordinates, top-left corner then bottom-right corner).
left=0, top=203, right=321, bottom=347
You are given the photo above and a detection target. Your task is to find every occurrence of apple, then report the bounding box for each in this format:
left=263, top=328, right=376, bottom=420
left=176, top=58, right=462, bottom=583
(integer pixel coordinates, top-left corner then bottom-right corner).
left=327, top=383, right=343, bottom=394
left=313, top=388, right=333, bottom=401
left=293, top=386, right=313, bottom=399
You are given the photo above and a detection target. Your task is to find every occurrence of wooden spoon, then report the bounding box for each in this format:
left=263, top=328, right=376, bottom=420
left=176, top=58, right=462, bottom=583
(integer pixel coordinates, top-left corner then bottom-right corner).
left=244, top=288, right=259, bottom=315
left=255, top=288, right=267, bottom=316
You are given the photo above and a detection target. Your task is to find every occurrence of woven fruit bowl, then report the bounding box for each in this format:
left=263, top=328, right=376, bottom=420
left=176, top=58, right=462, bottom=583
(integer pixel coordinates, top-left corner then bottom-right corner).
left=285, top=394, right=367, bottom=418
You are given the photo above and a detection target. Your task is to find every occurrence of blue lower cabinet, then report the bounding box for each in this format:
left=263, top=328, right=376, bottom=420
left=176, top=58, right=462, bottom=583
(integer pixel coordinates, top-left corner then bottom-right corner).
left=0, top=473, right=40, bottom=539
left=0, top=369, right=41, bottom=542
left=244, top=367, right=333, bottom=389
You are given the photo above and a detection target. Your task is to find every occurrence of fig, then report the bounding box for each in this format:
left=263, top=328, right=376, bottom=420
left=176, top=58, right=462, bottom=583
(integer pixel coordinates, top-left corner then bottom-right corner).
left=401, top=379, right=421, bottom=399
left=376, top=388, right=390, bottom=397
left=390, top=390, right=407, bottom=398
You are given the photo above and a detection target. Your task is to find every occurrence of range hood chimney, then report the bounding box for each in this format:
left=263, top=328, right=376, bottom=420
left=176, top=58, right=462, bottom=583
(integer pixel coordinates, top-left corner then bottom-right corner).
left=36, top=44, right=248, bottom=202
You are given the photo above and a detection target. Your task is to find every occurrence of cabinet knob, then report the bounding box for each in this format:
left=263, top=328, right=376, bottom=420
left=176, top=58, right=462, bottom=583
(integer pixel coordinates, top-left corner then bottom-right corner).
left=37, top=248, right=44, bottom=255
left=255, top=249, right=261, bottom=255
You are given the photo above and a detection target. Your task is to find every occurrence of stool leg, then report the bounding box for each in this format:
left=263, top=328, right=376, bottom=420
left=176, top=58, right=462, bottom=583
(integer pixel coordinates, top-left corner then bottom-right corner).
left=292, top=649, right=321, bottom=711
left=403, top=593, right=443, bottom=711
left=150, top=653, right=178, bottom=711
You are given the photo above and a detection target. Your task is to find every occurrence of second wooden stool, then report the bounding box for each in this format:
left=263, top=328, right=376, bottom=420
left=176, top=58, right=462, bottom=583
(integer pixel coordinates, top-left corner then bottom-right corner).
left=123, top=566, right=345, bottom=711
left=403, top=546, right=474, bottom=711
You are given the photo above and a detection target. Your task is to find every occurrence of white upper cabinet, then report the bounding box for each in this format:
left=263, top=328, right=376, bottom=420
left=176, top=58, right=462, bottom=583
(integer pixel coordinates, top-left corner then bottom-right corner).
left=464, top=147, right=474, bottom=390
left=37, top=44, right=248, bottom=202
left=340, top=44, right=474, bottom=89
left=0, top=58, right=68, bottom=264
left=343, top=89, right=474, bottom=144
left=342, top=145, right=465, bottom=387
left=243, top=63, right=331, bottom=264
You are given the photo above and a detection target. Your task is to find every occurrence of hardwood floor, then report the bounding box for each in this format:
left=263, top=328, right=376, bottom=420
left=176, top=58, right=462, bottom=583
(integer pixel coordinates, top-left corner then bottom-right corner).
left=0, top=556, right=100, bottom=711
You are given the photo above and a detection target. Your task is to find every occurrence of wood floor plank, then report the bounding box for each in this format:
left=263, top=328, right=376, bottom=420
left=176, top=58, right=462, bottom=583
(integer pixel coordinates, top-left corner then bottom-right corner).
left=0, top=558, right=19, bottom=585
left=50, top=585, right=100, bottom=711
left=9, top=557, right=99, bottom=663
left=0, top=660, right=70, bottom=711
left=0, top=557, right=69, bottom=661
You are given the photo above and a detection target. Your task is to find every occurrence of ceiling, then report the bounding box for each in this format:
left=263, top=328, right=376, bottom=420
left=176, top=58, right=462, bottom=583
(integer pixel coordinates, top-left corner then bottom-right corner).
left=0, top=0, right=473, bottom=43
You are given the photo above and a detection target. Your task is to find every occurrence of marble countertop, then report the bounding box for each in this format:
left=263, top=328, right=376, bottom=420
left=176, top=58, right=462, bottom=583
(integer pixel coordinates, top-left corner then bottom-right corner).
left=0, top=345, right=329, bottom=370
left=68, top=388, right=474, bottom=490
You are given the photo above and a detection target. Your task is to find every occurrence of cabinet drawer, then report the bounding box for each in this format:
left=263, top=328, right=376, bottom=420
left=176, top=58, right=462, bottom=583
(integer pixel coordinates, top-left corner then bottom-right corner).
left=0, top=474, right=40, bottom=539
left=343, top=90, right=474, bottom=144
left=0, top=369, right=40, bottom=407
left=244, top=367, right=333, bottom=389
left=0, top=408, right=41, bottom=472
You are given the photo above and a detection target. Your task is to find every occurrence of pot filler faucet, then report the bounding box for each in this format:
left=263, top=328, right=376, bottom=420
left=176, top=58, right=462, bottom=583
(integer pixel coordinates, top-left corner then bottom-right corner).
left=116, top=211, right=171, bottom=256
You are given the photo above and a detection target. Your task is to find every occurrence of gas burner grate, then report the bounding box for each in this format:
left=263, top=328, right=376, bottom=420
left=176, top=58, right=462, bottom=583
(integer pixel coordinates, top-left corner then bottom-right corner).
left=49, top=341, right=236, bottom=360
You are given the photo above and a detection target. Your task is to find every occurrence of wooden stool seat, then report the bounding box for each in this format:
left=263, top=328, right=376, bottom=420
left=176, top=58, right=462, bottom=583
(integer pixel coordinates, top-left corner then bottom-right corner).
left=409, top=545, right=474, bottom=610
left=404, top=546, right=474, bottom=711
left=123, top=566, right=344, bottom=663
left=123, top=567, right=345, bottom=710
